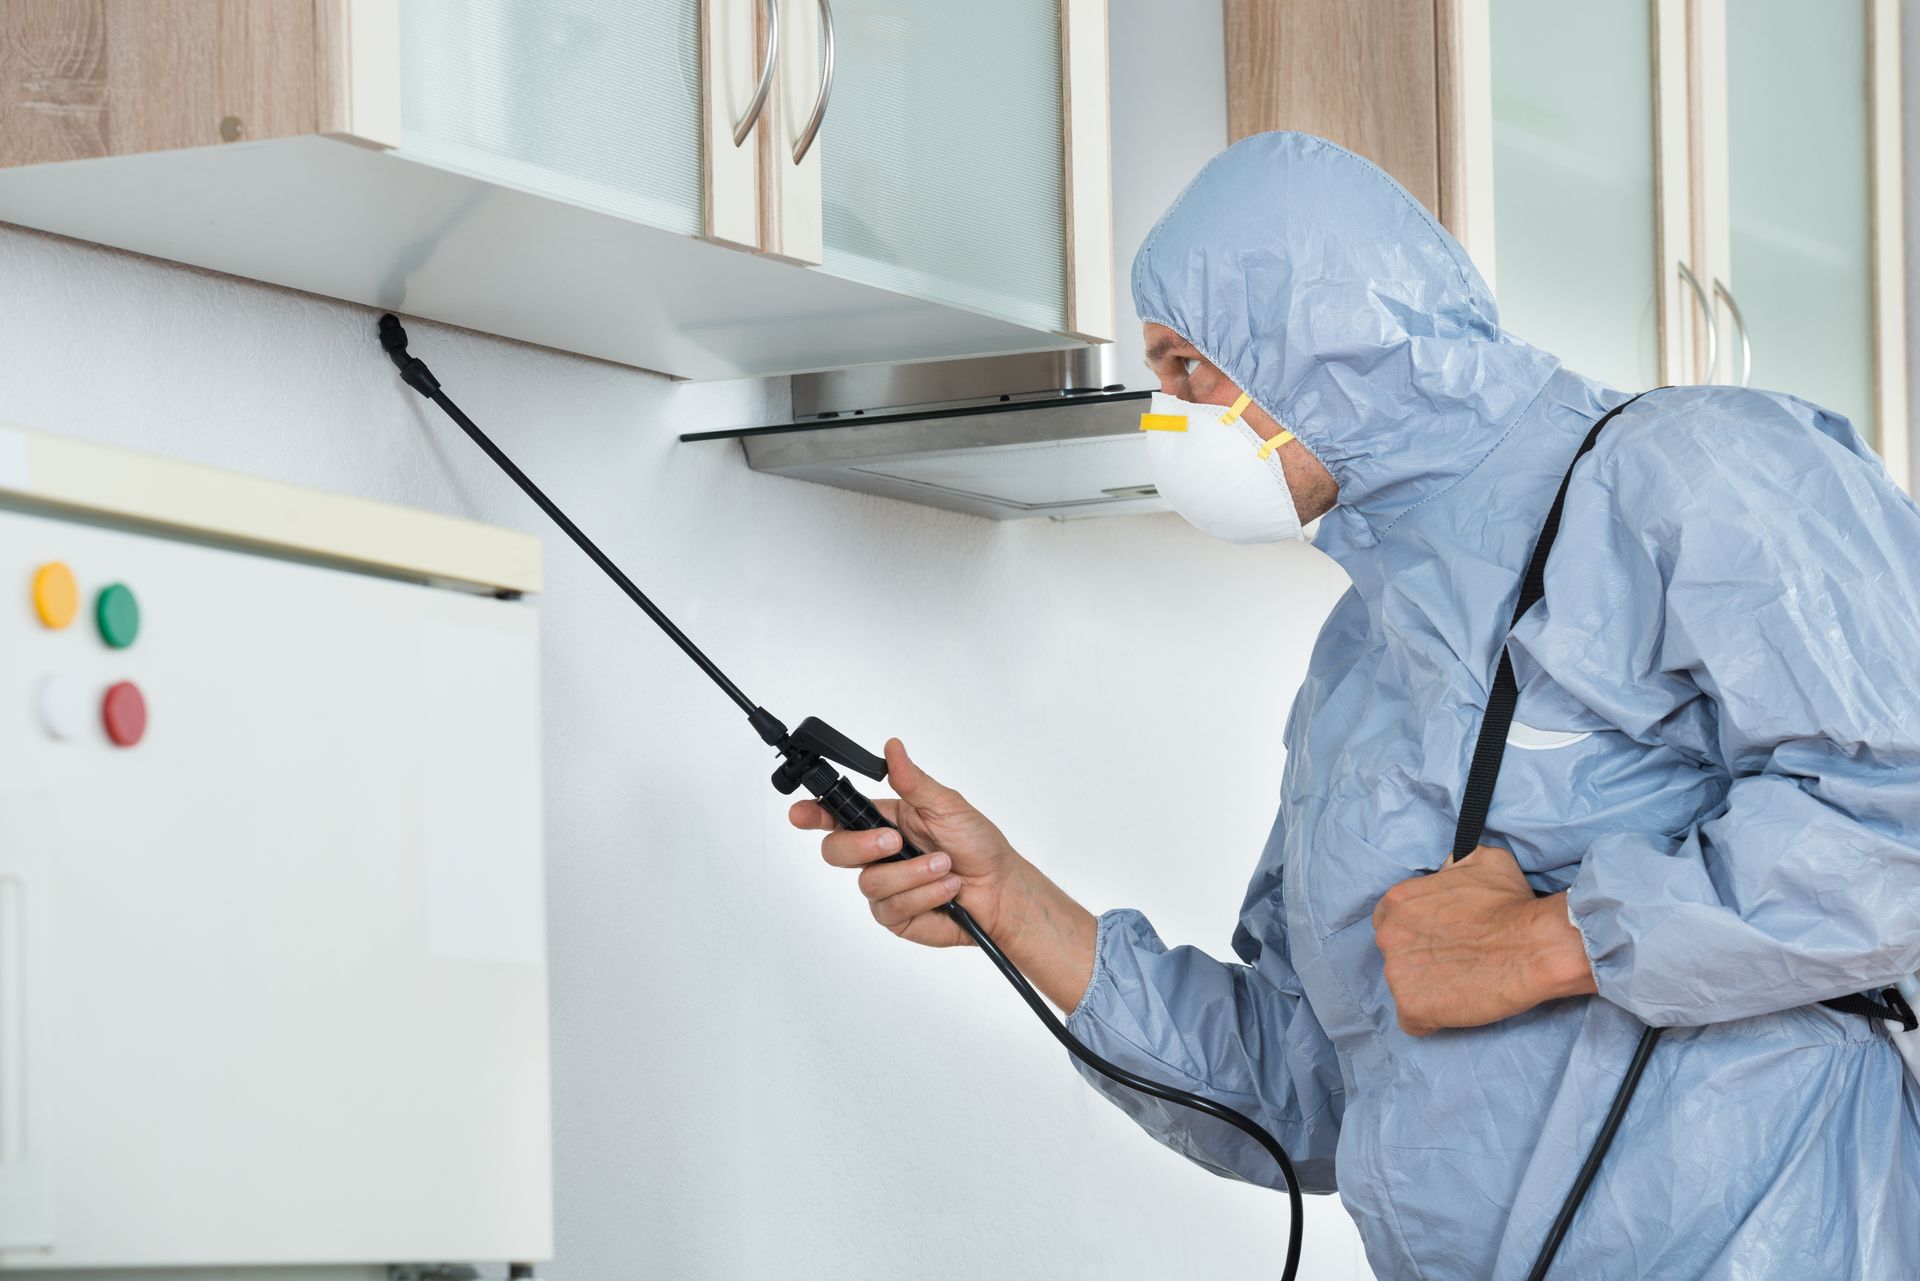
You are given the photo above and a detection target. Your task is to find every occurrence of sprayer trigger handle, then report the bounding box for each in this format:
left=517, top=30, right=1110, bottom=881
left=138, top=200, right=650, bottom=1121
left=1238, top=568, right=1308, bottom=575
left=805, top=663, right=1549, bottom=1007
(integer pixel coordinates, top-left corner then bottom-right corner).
left=790, top=716, right=888, bottom=781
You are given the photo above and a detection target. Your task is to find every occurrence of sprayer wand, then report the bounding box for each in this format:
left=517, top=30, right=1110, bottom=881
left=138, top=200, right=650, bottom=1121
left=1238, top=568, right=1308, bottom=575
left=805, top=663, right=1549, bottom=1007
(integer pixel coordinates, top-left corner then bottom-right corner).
left=377, top=314, right=1305, bottom=1280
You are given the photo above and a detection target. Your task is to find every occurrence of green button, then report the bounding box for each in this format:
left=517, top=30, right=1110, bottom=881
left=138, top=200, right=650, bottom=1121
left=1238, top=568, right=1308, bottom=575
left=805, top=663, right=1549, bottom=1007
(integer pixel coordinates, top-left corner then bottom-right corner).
left=96, top=583, right=140, bottom=649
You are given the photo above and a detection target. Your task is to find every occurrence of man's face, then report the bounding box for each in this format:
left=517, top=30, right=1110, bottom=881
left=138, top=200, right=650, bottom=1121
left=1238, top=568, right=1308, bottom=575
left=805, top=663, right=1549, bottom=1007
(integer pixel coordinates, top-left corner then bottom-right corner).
left=1141, top=321, right=1293, bottom=447
left=1142, top=321, right=1241, bottom=407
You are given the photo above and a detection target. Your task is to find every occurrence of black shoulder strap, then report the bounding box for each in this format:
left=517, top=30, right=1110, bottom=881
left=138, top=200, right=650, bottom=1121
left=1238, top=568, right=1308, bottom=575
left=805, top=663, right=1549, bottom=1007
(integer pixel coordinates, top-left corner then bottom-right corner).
left=1449, top=392, right=1648, bottom=863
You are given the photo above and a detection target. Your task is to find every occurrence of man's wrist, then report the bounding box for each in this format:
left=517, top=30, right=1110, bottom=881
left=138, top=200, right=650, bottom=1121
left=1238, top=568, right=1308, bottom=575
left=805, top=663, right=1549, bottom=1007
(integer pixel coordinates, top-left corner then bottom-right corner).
left=993, top=856, right=1099, bottom=1012
left=1526, top=892, right=1599, bottom=1003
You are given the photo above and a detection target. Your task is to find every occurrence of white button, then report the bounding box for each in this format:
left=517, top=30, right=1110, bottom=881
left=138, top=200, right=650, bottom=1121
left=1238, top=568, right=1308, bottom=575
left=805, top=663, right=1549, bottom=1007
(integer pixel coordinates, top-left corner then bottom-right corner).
left=37, top=672, right=90, bottom=741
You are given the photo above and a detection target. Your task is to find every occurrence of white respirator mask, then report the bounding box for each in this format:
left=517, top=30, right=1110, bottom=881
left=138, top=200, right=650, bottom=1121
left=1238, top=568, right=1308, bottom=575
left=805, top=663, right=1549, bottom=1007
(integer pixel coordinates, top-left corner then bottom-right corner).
left=1140, top=390, right=1307, bottom=544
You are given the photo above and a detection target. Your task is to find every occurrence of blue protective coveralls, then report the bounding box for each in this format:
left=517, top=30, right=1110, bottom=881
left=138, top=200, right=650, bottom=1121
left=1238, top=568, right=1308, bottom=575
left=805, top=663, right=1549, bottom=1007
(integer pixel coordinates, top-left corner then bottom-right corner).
left=1066, top=132, right=1920, bottom=1278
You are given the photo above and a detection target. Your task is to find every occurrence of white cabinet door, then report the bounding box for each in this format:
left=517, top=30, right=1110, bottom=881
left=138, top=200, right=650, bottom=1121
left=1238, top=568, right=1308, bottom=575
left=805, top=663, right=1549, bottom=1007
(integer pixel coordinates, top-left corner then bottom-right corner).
left=810, top=0, right=1110, bottom=340
left=397, top=1, right=713, bottom=238
left=1708, top=0, right=1904, bottom=465
left=1483, top=0, right=1694, bottom=392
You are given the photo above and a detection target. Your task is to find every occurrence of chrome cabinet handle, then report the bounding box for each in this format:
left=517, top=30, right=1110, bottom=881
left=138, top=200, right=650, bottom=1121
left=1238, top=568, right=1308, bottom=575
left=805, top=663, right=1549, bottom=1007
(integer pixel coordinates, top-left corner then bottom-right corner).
left=732, top=0, right=780, bottom=148
left=792, top=0, right=835, bottom=164
left=1712, top=277, right=1753, bottom=388
left=1678, top=262, right=1719, bottom=383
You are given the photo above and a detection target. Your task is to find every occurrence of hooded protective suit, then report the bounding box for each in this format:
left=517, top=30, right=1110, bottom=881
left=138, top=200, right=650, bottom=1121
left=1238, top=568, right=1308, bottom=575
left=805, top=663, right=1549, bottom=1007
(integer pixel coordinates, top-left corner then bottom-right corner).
left=1066, top=132, right=1920, bottom=1278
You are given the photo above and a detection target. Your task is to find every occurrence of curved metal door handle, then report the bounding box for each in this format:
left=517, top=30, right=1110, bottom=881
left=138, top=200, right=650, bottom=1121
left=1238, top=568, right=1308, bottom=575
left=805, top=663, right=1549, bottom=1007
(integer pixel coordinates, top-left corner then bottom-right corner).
left=732, top=0, right=780, bottom=148
left=1712, top=277, right=1753, bottom=388
left=792, top=0, right=835, bottom=164
left=1678, top=262, right=1719, bottom=383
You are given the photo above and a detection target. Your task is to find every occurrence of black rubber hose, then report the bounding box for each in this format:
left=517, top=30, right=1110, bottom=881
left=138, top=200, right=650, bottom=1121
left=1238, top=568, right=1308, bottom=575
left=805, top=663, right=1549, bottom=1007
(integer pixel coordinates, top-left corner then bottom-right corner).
left=1524, top=1023, right=1663, bottom=1280
left=379, top=313, right=1307, bottom=1280
left=944, top=900, right=1306, bottom=1281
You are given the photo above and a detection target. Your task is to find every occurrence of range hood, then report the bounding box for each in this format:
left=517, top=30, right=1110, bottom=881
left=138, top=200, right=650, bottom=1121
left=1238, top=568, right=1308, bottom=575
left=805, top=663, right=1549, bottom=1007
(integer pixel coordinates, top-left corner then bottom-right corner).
left=680, top=348, right=1164, bottom=521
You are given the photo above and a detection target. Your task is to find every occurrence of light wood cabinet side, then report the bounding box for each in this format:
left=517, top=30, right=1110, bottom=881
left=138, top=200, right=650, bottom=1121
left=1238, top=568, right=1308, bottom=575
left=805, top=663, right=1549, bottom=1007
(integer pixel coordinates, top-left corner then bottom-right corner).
left=0, top=0, right=341, bottom=167
left=1225, top=0, right=1444, bottom=220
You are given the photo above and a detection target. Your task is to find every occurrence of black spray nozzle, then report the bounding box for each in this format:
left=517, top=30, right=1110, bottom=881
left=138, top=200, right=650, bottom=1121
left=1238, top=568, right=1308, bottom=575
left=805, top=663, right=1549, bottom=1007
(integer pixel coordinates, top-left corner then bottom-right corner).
left=378, top=313, right=441, bottom=399
left=748, top=706, right=788, bottom=748
left=769, top=717, right=888, bottom=796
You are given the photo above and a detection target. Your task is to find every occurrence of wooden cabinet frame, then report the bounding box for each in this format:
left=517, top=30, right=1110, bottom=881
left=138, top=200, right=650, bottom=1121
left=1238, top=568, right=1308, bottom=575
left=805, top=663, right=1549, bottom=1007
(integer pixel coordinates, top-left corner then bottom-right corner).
left=702, top=0, right=765, bottom=251
left=1868, top=0, right=1908, bottom=484
left=1061, top=0, right=1115, bottom=342
left=0, top=0, right=400, bottom=165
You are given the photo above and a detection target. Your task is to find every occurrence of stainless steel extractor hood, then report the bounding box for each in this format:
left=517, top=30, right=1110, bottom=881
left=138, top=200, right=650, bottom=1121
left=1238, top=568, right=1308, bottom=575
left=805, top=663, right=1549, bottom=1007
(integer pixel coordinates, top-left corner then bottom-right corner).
left=680, top=348, right=1163, bottom=521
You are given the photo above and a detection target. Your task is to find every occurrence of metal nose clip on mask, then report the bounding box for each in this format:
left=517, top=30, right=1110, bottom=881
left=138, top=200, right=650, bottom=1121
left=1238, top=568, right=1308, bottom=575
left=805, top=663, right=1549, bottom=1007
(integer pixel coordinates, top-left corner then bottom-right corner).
left=1141, top=391, right=1306, bottom=544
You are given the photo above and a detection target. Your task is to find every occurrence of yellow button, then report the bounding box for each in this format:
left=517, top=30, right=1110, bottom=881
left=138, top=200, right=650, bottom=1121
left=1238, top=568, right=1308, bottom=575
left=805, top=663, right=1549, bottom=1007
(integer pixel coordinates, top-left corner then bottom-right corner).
left=32, top=561, right=78, bottom=629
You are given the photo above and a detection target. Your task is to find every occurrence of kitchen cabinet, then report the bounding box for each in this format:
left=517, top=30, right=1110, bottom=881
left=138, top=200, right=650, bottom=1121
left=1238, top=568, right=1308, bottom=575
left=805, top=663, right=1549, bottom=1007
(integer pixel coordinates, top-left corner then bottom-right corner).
left=0, top=0, right=1112, bottom=380
left=813, top=0, right=1109, bottom=338
left=1225, top=0, right=1907, bottom=482
left=1708, top=0, right=1899, bottom=455
left=1482, top=0, right=1683, bottom=396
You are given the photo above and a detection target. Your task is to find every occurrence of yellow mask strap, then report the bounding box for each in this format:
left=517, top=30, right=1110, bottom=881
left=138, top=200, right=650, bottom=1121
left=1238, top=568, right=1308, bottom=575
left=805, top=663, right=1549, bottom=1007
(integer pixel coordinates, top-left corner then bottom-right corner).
left=1255, top=429, right=1296, bottom=461
left=1138, top=413, right=1188, bottom=432
left=1218, top=392, right=1254, bottom=425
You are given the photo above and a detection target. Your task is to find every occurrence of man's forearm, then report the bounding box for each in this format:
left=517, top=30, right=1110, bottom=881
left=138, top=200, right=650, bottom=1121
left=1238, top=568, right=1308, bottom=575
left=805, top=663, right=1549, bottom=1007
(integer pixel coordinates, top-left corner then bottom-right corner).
left=993, top=859, right=1100, bottom=1014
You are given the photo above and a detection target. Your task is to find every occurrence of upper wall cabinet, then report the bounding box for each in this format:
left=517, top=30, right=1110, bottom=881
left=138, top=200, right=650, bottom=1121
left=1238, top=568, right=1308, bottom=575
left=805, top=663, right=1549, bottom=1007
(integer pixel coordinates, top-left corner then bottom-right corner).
left=1225, top=0, right=1907, bottom=482
left=1706, top=0, right=1902, bottom=457
left=0, top=0, right=1113, bottom=380
left=1482, top=0, right=1683, bottom=397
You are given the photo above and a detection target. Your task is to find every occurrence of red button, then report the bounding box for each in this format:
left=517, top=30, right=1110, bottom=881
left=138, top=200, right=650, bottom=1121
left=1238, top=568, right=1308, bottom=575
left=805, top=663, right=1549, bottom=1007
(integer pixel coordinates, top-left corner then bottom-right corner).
left=103, top=681, right=147, bottom=747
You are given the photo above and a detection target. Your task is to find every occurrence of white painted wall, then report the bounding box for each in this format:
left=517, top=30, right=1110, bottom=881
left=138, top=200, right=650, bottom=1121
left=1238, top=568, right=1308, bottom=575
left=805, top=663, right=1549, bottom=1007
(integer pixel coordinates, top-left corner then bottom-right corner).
left=0, top=116, right=1368, bottom=1281
left=1105, top=0, right=1231, bottom=391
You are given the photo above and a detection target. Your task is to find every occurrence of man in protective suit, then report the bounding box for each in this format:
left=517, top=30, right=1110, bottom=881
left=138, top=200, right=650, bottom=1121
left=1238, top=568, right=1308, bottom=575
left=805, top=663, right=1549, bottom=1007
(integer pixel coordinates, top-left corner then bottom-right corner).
left=791, top=132, right=1920, bottom=1278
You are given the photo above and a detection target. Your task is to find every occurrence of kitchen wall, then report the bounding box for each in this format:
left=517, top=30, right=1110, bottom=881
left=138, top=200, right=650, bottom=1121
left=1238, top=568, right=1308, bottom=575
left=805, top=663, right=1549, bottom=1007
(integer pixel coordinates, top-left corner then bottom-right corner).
left=0, top=6, right=1369, bottom=1279
left=0, top=229, right=1357, bottom=1279
left=1103, top=0, right=1230, bottom=389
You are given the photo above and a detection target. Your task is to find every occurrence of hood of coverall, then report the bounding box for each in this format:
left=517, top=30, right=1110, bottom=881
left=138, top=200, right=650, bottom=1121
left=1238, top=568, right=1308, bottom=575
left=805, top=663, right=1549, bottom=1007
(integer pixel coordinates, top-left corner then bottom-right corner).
left=1131, top=131, right=1564, bottom=560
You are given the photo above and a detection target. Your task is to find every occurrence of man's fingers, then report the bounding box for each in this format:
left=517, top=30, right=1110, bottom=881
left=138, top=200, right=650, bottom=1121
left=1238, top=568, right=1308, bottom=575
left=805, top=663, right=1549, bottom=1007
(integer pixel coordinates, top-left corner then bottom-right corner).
left=872, top=875, right=964, bottom=929
left=820, top=825, right=905, bottom=869
left=857, top=851, right=953, bottom=903
left=789, top=800, right=836, bottom=832
left=791, top=797, right=900, bottom=837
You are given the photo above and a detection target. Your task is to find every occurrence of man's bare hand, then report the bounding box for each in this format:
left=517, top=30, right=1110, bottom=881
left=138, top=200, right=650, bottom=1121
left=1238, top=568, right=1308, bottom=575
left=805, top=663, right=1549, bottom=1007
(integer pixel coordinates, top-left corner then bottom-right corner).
left=1372, top=845, right=1597, bottom=1036
left=788, top=739, right=1098, bottom=1012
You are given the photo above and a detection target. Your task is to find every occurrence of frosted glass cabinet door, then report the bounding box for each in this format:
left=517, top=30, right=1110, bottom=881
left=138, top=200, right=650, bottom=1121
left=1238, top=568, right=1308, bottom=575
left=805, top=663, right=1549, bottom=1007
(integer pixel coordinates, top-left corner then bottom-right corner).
left=1488, top=0, right=1662, bottom=392
left=820, top=0, right=1069, bottom=332
left=398, top=1, right=705, bottom=237
left=1725, top=1, right=1876, bottom=443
